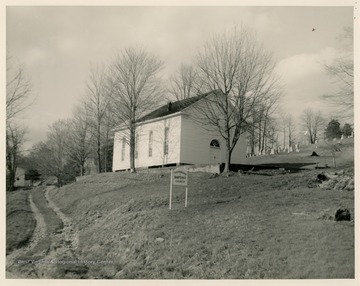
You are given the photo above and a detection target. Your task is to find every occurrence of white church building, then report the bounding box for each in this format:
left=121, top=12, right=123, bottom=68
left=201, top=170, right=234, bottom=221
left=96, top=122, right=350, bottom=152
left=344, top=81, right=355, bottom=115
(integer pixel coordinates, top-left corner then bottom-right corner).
left=112, top=90, right=247, bottom=171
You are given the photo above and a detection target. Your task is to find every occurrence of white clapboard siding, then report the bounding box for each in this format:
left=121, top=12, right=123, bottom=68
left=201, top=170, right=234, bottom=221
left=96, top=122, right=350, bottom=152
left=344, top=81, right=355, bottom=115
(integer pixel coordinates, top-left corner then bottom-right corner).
left=179, top=93, right=247, bottom=165
left=180, top=115, right=247, bottom=165
left=113, top=115, right=182, bottom=171
left=112, top=129, right=130, bottom=171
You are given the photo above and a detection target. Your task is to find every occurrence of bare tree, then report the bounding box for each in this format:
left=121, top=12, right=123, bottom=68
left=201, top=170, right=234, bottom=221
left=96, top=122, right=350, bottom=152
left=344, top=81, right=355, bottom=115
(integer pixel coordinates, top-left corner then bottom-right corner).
left=301, top=109, right=324, bottom=144
left=47, top=119, right=70, bottom=185
left=6, top=55, right=33, bottom=191
left=267, top=122, right=279, bottom=153
left=286, top=114, right=297, bottom=152
left=280, top=112, right=287, bottom=151
left=167, top=64, right=202, bottom=100
left=108, top=47, right=163, bottom=172
left=101, top=106, right=117, bottom=172
left=247, top=95, right=280, bottom=156
left=66, top=106, right=94, bottom=176
left=6, top=55, right=33, bottom=122
left=256, top=93, right=280, bottom=155
left=83, top=64, right=111, bottom=173
left=27, top=141, right=56, bottom=179
left=195, top=27, right=282, bottom=172
left=6, top=124, right=26, bottom=191
left=323, top=26, right=353, bottom=120
left=279, top=112, right=297, bottom=152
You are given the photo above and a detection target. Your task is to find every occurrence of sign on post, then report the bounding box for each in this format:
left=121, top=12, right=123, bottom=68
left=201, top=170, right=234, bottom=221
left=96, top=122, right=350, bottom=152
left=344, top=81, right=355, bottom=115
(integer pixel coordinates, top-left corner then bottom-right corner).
left=169, top=169, right=189, bottom=210
left=173, top=170, right=188, bottom=186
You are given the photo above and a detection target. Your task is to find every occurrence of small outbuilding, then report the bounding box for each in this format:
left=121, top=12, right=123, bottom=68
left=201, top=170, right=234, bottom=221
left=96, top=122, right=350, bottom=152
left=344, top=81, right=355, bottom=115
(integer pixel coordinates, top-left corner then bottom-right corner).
left=13, top=167, right=31, bottom=188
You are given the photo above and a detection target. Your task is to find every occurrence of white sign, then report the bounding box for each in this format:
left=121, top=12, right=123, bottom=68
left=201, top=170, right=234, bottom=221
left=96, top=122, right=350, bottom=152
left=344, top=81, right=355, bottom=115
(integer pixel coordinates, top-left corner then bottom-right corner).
left=172, top=170, right=188, bottom=186
left=169, top=169, right=189, bottom=210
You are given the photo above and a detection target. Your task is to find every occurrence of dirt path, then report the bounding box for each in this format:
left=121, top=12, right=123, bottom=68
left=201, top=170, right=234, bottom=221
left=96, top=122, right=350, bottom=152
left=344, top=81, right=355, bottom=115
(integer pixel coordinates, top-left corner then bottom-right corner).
left=44, top=186, right=79, bottom=250
left=6, top=191, right=47, bottom=278
left=6, top=186, right=83, bottom=279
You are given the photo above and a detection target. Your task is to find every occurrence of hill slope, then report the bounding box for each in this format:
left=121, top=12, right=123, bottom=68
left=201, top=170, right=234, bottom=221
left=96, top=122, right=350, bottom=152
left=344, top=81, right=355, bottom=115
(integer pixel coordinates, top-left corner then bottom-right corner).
left=48, top=168, right=354, bottom=279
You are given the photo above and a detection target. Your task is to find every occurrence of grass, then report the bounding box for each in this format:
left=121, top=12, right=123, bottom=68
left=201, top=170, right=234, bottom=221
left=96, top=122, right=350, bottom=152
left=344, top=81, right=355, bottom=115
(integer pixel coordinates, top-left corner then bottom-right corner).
left=6, top=139, right=354, bottom=278
left=242, top=137, right=354, bottom=169
left=49, top=167, right=354, bottom=279
left=6, top=190, right=36, bottom=254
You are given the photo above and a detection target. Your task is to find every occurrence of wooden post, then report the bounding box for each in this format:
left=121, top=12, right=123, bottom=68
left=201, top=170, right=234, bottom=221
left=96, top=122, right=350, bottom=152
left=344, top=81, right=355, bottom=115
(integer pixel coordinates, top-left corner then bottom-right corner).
left=185, top=170, right=189, bottom=207
left=169, top=169, right=173, bottom=210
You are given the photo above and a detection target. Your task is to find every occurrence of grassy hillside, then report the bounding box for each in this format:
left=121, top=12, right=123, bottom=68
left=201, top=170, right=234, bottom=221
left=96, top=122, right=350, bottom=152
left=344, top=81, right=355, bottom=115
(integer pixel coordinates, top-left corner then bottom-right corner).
left=49, top=167, right=354, bottom=279
left=6, top=190, right=36, bottom=254
left=242, top=138, right=354, bottom=171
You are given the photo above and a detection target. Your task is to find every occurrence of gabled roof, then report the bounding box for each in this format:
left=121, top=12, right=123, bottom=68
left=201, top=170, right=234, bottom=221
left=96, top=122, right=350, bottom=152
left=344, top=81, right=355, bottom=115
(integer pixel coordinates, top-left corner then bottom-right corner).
left=137, top=89, right=222, bottom=123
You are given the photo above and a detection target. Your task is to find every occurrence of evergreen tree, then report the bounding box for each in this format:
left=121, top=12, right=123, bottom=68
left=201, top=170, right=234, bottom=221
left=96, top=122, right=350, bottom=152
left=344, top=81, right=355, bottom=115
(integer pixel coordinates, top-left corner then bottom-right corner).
left=325, top=119, right=342, bottom=140
left=342, top=123, right=353, bottom=137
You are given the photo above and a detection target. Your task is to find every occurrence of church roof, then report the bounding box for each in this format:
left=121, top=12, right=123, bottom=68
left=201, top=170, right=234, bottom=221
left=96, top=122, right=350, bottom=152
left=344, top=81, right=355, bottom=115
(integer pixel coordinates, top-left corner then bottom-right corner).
left=137, top=90, right=222, bottom=122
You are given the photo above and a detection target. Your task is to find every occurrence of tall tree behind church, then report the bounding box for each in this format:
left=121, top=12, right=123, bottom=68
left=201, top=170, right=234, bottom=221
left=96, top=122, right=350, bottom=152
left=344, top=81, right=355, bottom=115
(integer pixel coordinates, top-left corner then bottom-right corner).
left=108, top=47, right=164, bottom=172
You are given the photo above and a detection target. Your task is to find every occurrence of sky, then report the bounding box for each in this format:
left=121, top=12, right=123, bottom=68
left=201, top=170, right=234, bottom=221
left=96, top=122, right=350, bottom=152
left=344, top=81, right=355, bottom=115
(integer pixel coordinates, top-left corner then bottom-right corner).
left=5, top=4, right=354, bottom=150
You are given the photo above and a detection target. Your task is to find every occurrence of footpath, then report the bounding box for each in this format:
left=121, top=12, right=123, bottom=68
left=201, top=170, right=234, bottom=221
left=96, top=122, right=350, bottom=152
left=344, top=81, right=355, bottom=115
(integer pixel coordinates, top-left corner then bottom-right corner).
left=6, top=186, right=85, bottom=279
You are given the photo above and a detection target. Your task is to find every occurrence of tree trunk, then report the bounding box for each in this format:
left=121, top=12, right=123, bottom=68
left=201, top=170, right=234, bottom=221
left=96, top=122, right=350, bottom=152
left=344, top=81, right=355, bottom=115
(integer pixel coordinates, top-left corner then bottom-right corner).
left=56, top=170, right=62, bottom=187
left=288, top=125, right=292, bottom=152
left=80, top=163, right=85, bottom=176
left=104, top=138, right=108, bottom=172
left=129, top=123, right=136, bottom=173
left=283, top=127, right=286, bottom=151
left=6, top=146, right=17, bottom=192
left=97, top=129, right=102, bottom=173
left=224, top=138, right=232, bottom=173
left=224, top=149, right=233, bottom=173
left=261, top=116, right=267, bottom=155
left=7, top=170, right=15, bottom=192
left=258, top=120, right=262, bottom=155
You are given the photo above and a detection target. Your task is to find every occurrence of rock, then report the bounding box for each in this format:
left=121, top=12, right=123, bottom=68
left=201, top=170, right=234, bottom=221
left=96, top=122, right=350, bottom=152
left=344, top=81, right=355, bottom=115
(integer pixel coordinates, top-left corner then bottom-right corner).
left=317, top=173, right=328, bottom=182
left=334, top=208, right=351, bottom=221
left=155, top=237, right=165, bottom=243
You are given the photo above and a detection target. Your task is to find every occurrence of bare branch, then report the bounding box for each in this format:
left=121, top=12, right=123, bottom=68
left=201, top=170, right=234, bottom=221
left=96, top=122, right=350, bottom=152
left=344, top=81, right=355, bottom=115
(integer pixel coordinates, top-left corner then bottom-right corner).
left=108, top=46, right=164, bottom=171
left=322, top=26, right=353, bottom=121
left=300, top=108, right=325, bottom=144
left=6, top=56, right=33, bottom=122
left=193, top=27, right=282, bottom=170
left=167, top=64, right=203, bottom=101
